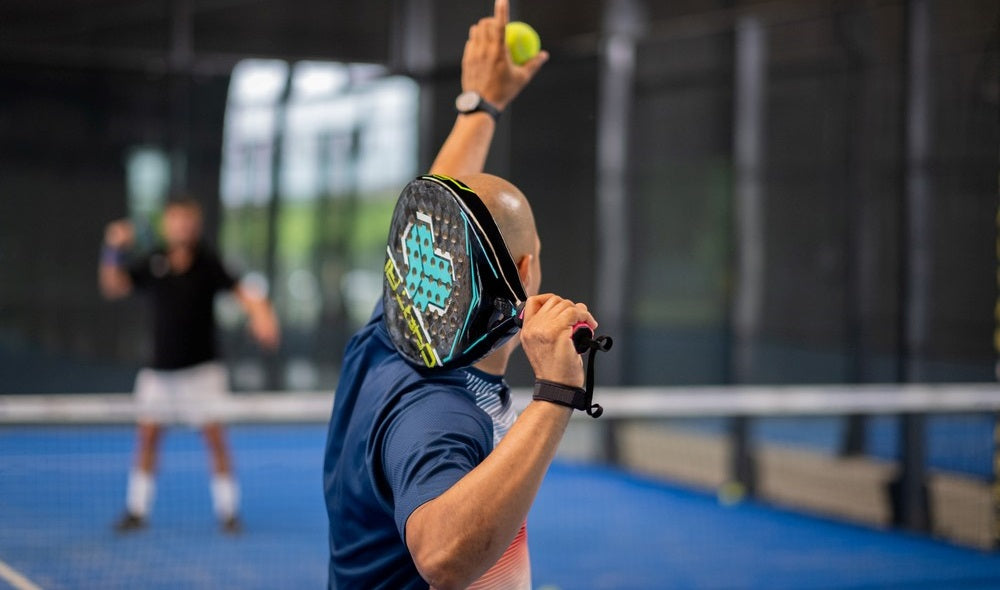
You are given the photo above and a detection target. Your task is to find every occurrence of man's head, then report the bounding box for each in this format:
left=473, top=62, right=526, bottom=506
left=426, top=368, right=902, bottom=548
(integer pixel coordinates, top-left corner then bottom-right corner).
left=461, top=173, right=541, bottom=298
left=382, top=173, right=540, bottom=371
left=457, top=174, right=542, bottom=373
left=162, top=197, right=203, bottom=249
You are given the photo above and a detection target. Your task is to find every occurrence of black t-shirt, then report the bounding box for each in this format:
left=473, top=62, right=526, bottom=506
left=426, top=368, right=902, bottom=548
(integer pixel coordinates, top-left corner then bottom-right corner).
left=127, top=244, right=238, bottom=370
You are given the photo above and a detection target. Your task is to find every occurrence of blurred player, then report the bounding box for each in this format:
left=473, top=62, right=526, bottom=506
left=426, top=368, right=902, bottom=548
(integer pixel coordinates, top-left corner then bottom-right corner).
left=322, top=1, right=602, bottom=588
left=99, top=196, right=279, bottom=534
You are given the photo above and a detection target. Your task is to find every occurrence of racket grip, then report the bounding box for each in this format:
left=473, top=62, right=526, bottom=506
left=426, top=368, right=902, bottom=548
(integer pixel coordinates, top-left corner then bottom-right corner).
left=515, top=307, right=593, bottom=355
left=571, top=322, right=594, bottom=354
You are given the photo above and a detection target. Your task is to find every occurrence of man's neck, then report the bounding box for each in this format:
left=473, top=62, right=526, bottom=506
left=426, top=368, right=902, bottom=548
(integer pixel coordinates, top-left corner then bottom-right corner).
left=167, top=243, right=196, bottom=272
left=472, top=348, right=510, bottom=377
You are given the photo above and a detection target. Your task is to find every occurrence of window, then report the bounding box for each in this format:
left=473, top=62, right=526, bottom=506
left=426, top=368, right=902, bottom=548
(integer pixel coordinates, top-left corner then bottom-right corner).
left=219, top=59, right=418, bottom=390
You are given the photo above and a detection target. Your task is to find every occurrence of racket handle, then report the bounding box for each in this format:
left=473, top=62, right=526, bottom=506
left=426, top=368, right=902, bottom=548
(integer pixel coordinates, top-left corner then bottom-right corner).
left=515, top=307, right=594, bottom=355
left=571, top=322, right=594, bottom=354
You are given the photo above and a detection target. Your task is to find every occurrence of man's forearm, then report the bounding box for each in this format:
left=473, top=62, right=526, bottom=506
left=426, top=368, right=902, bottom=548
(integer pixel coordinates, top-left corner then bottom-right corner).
left=429, top=112, right=497, bottom=179
left=406, top=401, right=571, bottom=590
left=98, top=263, right=132, bottom=299
left=234, top=285, right=280, bottom=350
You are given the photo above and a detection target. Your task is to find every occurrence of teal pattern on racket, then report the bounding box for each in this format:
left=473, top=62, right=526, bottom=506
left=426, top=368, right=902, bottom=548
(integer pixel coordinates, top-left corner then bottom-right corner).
left=383, top=174, right=525, bottom=370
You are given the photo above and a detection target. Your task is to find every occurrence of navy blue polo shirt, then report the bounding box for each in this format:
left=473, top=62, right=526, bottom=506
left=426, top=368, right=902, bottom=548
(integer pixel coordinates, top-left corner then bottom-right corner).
left=323, top=302, right=521, bottom=589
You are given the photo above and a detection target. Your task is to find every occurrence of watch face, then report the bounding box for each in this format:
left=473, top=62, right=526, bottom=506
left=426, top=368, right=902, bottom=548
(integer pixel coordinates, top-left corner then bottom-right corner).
left=455, top=91, right=481, bottom=113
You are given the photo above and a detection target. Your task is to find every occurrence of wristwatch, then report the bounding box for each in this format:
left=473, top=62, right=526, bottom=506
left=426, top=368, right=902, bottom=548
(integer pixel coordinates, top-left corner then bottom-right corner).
left=455, top=91, right=501, bottom=121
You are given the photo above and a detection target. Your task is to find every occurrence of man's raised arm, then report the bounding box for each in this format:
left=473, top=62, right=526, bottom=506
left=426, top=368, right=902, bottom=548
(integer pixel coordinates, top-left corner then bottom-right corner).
left=99, top=219, right=135, bottom=300
left=429, top=0, right=547, bottom=179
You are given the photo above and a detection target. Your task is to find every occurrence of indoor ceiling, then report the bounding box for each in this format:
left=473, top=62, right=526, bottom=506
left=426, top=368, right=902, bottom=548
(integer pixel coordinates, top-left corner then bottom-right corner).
left=0, top=0, right=393, bottom=75
left=0, top=0, right=606, bottom=77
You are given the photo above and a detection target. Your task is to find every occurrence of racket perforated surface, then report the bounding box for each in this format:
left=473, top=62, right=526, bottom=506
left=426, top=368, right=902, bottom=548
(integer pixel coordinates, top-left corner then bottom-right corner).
left=383, top=174, right=526, bottom=370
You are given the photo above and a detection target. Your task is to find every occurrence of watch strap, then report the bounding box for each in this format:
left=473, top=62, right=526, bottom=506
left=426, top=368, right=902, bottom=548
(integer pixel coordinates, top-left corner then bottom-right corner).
left=472, top=97, right=501, bottom=121
left=457, top=92, right=501, bottom=122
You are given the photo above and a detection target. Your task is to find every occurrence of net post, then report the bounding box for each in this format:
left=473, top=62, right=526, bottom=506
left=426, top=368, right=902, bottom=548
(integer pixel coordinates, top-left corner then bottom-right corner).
left=890, top=0, right=933, bottom=534
left=892, top=414, right=929, bottom=531
left=727, top=11, right=767, bottom=501
left=994, top=144, right=1000, bottom=550
left=595, top=0, right=643, bottom=385
left=840, top=415, right=866, bottom=456
left=599, top=418, right=621, bottom=466
left=993, top=411, right=1000, bottom=549
left=729, top=415, right=756, bottom=497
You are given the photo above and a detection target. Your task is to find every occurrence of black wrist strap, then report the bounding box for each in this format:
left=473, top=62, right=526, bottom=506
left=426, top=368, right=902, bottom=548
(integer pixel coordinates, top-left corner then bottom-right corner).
left=533, top=380, right=586, bottom=410
left=532, top=333, right=614, bottom=419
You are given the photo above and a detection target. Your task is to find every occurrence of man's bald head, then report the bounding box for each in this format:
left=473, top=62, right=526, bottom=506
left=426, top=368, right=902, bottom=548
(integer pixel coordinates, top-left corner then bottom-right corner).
left=461, top=173, right=539, bottom=263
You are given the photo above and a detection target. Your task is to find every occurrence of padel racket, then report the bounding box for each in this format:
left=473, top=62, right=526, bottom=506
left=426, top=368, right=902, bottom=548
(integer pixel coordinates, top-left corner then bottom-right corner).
left=383, top=174, right=602, bottom=373
left=382, top=174, right=526, bottom=370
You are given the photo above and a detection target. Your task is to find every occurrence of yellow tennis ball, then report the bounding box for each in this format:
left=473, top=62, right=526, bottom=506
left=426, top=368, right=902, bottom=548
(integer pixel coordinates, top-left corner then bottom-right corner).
left=717, top=481, right=746, bottom=507
left=506, top=21, right=541, bottom=65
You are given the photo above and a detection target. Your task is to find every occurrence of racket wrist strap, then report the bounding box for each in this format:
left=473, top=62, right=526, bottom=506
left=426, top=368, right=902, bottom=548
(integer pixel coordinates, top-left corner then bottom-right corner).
left=532, top=333, right=614, bottom=419
left=581, top=334, right=613, bottom=419
left=532, top=380, right=587, bottom=411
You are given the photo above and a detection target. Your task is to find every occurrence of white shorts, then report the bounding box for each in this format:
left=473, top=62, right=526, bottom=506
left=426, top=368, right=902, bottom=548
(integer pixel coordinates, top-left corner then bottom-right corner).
left=134, top=361, right=230, bottom=427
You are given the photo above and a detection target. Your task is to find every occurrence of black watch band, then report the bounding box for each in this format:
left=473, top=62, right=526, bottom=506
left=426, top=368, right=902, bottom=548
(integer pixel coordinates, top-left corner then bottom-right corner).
left=455, top=91, right=501, bottom=122
left=471, top=98, right=501, bottom=121
left=532, top=380, right=587, bottom=411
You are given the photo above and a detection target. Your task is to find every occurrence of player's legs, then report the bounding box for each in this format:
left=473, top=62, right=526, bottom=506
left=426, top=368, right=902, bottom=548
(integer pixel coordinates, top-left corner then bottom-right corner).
left=116, top=422, right=164, bottom=531
left=180, top=362, right=241, bottom=532
left=202, top=422, right=241, bottom=532
left=130, top=422, right=163, bottom=509
left=117, top=368, right=172, bottom=532
left=136, top=421, right=164, bottom=472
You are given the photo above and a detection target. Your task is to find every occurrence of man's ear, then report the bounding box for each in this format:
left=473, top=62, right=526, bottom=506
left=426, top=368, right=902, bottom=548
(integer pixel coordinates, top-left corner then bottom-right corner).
left=516, top=254, right=533, bottom=291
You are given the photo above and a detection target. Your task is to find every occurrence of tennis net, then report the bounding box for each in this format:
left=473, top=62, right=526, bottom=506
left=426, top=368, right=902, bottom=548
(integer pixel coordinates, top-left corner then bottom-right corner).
left=1, top=384, right=998, bottom=589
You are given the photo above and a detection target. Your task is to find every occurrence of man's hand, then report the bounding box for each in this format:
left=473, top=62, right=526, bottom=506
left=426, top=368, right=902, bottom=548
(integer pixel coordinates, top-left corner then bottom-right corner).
left=99, top=219, right=135, bottom=299
left=234, top=285, right=280, bottom=352
left=104, top=220, right=135, bottom=250
left=519, top=294, right=597, bottom=388
left=249, top=311, right=280, bottom=351
left=429, top=0, right=547, bottom=179
left=462, top=0, right=548, bottom=111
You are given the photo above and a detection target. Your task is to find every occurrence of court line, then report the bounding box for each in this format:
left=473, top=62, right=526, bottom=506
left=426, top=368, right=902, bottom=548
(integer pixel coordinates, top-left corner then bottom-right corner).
left=0, top=558, right=42, bottom=590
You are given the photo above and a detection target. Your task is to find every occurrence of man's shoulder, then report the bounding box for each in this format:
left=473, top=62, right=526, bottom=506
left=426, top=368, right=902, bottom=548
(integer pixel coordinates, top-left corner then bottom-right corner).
left=391, top=373, right=480, bottom=413
left=365, top=352, right=479, bottom=419
left=342, top=306, right=466, bottom=392
left=334, top=305, right=489, bottom=434
left=380, top=370, right=494, bottom=451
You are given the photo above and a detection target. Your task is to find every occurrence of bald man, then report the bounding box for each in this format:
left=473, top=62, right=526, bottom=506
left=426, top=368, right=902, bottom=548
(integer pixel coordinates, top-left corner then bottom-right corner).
left=322, top=2, right=597, bottom=589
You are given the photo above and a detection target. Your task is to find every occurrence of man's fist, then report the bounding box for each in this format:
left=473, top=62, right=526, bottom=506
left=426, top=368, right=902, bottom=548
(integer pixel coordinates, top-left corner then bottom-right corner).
left=519, top=294, right=597, bottom=388
left=104, top=220, right=135, bottom=250
left=461, top=0, right=549, bottom=111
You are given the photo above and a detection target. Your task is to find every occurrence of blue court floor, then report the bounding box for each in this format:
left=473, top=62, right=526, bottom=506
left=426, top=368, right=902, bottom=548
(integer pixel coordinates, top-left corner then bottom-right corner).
left=1, top=424, right=999, bottom=589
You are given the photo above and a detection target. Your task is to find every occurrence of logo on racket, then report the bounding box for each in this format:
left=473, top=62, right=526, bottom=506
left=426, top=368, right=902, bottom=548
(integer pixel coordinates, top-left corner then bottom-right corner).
left=401, top=212, right=454, bottom=315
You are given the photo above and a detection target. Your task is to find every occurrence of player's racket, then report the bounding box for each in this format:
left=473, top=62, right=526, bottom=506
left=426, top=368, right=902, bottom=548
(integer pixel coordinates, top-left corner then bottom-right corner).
left=382, top=174, right=526, bottom=370
left=382, top=174, right=608, bottom=381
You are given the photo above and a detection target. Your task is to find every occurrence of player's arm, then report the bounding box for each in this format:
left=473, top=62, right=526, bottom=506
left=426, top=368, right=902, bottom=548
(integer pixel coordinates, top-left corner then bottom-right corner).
left=406, top=294, right=595, bottom=590
left=233, top=285, right=280, bottom=351
left=428, top=0, right=548, bottom=179
left=98, top=219, right=135, bottom=300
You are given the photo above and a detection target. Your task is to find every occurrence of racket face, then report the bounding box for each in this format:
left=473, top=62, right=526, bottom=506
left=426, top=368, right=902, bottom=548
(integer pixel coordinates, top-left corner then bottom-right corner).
left=383, top=175, right=526, bottom=370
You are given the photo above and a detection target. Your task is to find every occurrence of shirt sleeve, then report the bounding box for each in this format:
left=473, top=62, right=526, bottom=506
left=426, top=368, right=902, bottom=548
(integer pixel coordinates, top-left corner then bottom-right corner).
left=378, top=388, right=493, bottom=541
